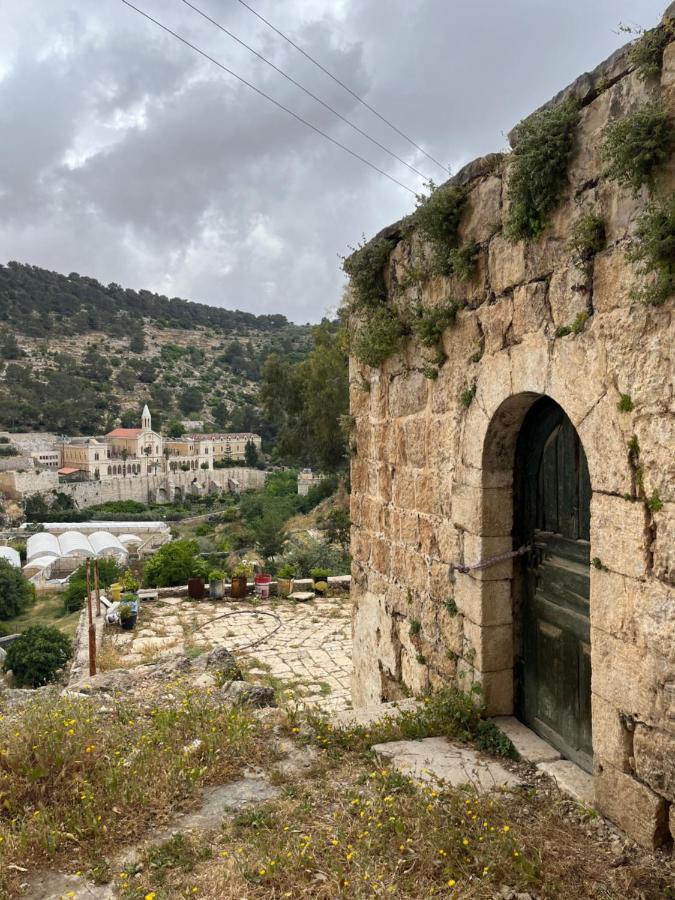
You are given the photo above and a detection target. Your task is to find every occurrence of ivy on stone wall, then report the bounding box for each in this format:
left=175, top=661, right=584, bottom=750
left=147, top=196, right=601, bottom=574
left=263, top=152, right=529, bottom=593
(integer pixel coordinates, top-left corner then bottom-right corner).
left=602, top=102, right=674, bottom=194
left=627, top=192, right=675, bottom=305
left=505, top=99, right=580, bottom=242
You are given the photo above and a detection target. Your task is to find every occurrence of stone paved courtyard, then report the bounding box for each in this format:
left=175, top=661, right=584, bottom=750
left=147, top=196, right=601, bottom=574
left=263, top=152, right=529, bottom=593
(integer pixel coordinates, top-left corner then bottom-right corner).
left=101, top=593, right=353, bottom=712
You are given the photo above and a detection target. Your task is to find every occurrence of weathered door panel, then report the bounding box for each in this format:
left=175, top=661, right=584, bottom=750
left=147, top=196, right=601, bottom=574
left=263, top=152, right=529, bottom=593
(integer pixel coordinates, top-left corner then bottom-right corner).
left=516, top=398, right=593, bottom=772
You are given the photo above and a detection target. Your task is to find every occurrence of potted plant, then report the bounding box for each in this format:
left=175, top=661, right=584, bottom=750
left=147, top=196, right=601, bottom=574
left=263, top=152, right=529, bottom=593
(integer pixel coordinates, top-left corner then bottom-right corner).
left=208, top=569, right=226, bottom=600
left=276, top=563, right=296, bottom=597
left=119, top=598, right=137, bottom=630
left=313, top=580, right=329, bottom=597
left=310, top=567, right=330, bottom=585
left=230, top=561, right=253, bottom=600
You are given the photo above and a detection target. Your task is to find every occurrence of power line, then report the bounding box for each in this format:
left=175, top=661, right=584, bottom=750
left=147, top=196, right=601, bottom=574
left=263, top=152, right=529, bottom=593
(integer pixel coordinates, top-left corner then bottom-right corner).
left=180, top=0, right=431, bottom=182
left=120, top=0, right=418, bottom=195
left=234, top=0, right=449, bottom=176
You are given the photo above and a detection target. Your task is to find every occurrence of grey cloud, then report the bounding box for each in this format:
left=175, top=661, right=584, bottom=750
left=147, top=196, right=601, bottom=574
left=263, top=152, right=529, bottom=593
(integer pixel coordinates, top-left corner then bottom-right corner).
left=0, top=0, right=666, bottom=323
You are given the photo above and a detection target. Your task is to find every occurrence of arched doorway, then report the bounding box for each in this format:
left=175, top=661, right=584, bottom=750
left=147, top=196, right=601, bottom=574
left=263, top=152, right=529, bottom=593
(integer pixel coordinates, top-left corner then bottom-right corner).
left=513, top=396, right=592, bottom=772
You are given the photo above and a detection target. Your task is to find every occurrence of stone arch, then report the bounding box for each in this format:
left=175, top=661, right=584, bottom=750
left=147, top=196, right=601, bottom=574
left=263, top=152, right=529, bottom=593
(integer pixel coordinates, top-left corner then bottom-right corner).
left=156, top=486, right=168, bottom=503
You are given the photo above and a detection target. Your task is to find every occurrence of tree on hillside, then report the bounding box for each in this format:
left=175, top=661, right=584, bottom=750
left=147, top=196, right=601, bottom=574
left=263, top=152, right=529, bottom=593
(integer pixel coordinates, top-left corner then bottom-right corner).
left=0, top=558, right=35, bottom=619
left=261, top=320, right=348, bottom=472
left=179, top=386, right=204, bottom=416
left=244, top=439, right=259, bottom=467
left=129, top=331, right=146, bottom=353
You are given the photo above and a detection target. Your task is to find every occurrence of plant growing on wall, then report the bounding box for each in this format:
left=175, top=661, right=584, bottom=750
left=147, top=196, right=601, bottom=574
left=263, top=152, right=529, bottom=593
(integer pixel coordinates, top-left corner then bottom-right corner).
left=446, top=240, right=480, bottom=281
left=602, top=102, right=674, bottom=194
left=628, top=21, right=674, bottom=80
left=567, top=212, right=606, bottom=263
left=505, top=98, right=580, bottom=242
left=413, top=183, right=467, bottom=274
left=349, top=305, right=407, bottom=368
left=342, top=237, right=396, bottom=309
left=411, top=302, right=462, bottom=348
left=626, top=193, right=675, bottom=304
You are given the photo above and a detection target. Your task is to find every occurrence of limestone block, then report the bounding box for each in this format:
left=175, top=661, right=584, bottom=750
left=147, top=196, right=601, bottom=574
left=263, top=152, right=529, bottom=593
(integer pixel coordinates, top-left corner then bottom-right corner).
left=547, top=332, right=607, bottom=428
left=509, top=338, right=550, bottom=398
left=442, top=309, right=483, bottom=371
left=351, top=591, right=387, bottom=708
left=478, top=299, right=513, bottom=356
left=592, top=246, right=636, bottom=313
left=369, top=374, right=389, bottom=422
left=548, top=263, right=590, bottom=328
left=589, top=568, right=637, bottom=643
left=435, top=519, right=461, bottom=562
left=398, top=508, right=421, bottom=546
left=454, top=573, right=512, bottom=626
left=392, top=467, right=415, bottom=509
left=351, top=459, right=368, bottom=494
left=414, top=471, right=440, bottom=516
left=652, top=505, right=675, bottom=584
left=418, top=516, right=440, bottom=558
left=376, top=462, right=393, bottom=503
left=592, top=630, right=664, bottom=718
left=590, top=493, right=648, bottom=580
left=635, top=416, right=675, bottom=504
left=593, top=180, right=648, bottom=244
left=577, top=394, right=633, bottom=495
left=634, top=724, right=675, bottom=801
left=460, top=175, right=502, bottom=243
left=462, top=533, right=515, bottom=581
left=350, top=382, right=371, bottom=418
left=463, top=619, right=513, bottom=673
left=594, top=760, right=669, bottom=848
left=634, top=576, right=675, bottom=662
left=590, top=694, right=633, bottom=772
left=428, top=560, right=450, bottom=599
left=475, top=351, right=514, bottom=421
left=457, top=659, right=514, bottom=716
left=459, top=403, right=492, bottom=471
left=388, top=369, right=429, bottom=418
left=488, top=234, right=526, bottom=294
left=511, top=281, right=549, bottom=338
left=452, top=483, right=513, bottom=537
left=402, top=417, right=429, bottom=467
left=370, top=538, right=391, bottom=576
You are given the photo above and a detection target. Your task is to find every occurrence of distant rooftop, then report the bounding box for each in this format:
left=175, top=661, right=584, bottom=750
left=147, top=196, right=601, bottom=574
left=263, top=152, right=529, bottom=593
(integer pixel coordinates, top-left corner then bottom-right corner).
left=184, top=432, right=261, bottom=441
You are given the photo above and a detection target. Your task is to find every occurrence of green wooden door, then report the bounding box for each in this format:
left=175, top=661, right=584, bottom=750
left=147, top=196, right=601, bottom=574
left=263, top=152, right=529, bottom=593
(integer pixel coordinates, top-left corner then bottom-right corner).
left=515, top=398, right=592, bottom=772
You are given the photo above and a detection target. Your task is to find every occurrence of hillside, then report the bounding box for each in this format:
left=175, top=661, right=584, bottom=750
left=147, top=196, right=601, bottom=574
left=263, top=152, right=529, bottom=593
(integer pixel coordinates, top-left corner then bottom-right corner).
left=0, top=261, right=312, bottom=436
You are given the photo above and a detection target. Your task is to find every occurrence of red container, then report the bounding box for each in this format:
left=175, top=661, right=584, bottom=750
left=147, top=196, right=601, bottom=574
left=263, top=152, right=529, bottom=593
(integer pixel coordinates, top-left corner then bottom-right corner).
left=254, top=574, right=272, bottom=599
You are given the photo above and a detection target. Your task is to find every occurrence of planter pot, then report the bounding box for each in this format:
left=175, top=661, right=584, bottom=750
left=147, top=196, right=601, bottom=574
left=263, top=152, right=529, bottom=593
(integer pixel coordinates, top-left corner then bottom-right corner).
left=254, top=574, right=272, bottom=599
left=278, top=578, right=293, bottom=597
left=120, top=613, right=137, bottom=630
left=188, top=576, right=205, bottom=600
left=230, top=575, right=248, bottom=599
left=209, top=579, right=225, bottom=600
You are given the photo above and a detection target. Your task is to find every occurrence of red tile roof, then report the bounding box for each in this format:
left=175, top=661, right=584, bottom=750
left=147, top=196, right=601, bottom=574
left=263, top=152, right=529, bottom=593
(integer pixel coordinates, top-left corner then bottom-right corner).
left=58, top=466, right=81, bottom=475
left=106, top=428, right=143, bottom=438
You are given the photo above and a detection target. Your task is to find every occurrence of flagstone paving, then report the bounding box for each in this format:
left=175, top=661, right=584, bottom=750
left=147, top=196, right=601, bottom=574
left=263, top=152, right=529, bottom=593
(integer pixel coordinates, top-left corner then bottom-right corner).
left=101, top=593, right=353, bottom=712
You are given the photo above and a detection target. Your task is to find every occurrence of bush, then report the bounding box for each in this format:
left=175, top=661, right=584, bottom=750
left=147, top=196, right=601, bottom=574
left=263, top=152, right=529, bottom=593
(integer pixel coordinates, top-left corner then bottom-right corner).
left=350, top=306, right=406, bottom=368
left=411, top=301, right=461, bottom=347
left=143, top=540, right=200, bottom=587
left=629, top=23, right=674, bottom=80
left=446, top=240, right=480, bottom=281
left=63, top=559, right=121, bottom=614
left=627, top=193, right=675, bottom=304
left=280, top=537, right=349, bottom=578
left=506, top=99, right=580, bottom=241
left=0, top=558, right=35, bottom=620
left=413, top=184, right=466, bottom=270
left=602, top=102, right=674, bottom=194
left=343, top=237, right=396, bottom=309
left=567, top=212, right=606, bottom=263
left=3, top=625, right=73, bottom=687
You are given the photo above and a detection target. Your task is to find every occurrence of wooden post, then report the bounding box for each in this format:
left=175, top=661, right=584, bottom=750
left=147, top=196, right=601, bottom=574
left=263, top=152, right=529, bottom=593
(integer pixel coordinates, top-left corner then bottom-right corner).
left=94, top=559, right=101, bottom=618
left=86, top=558, right=97, bottom=677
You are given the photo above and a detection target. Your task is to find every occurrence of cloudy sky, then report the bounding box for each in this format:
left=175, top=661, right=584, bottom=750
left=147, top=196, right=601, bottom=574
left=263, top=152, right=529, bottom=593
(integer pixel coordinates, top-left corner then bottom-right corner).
left=0, top=0, right=665, bottom=323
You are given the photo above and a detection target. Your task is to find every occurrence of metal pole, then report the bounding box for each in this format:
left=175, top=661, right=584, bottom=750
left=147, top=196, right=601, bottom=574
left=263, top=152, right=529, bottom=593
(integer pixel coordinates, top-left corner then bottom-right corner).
left=86, top=557, right=97, bottom=677
left=94, top=558, right=101, bottom=618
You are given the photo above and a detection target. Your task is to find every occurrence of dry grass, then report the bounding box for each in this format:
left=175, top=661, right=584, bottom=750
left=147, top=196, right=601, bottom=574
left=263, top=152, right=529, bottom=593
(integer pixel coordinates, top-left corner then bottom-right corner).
left=96, top=640, right=126, bottom=672
left=116, top=761, right=675, bottom=899
left=0, top=687, right=275, bottom=897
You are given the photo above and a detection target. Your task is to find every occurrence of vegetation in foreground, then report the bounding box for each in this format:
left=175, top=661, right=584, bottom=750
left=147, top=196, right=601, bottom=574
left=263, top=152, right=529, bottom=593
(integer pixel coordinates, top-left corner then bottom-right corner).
left=0, top=686, right=672, bottom=898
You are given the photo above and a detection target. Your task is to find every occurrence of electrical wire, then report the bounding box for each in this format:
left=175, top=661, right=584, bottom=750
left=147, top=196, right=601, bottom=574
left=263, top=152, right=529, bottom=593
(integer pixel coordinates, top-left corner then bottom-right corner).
left=180, top=0, right=431, bottom=182
left=120, top=0, right=418, bottom=195
left=234, top=0, right=449, bottom=176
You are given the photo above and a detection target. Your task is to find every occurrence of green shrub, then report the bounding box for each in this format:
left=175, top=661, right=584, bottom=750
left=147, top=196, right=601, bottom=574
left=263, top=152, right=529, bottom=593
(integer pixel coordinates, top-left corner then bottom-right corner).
left=460, top=383, right=477, bottom=408
left=555, top=311, right=588, bottom=338
left=343, top=237, right=396, bottom=309
left=446, top=240, right=480, bottom=281
left=409, top=619, right=421, bottom=636
left=627, top=193, right=675, bottom=305
left=506, top=99, right=580, bottom=241
left=567, top=212, right=606, bottom=263
left=0, top=558, right=35, bottom=620
left=350, top=306, right=406, bottom=367
left=63, top=559, right=121, bottom=614
left=629, top=23, right=674, bottom=80
left=413, top=184, right=466, bottom=274
left=411, top=301, right=461, bottom=347
left=3, top=625, right=73, bottom=687
left=602, top=102, right=674, bottom=194
left=618, top=393, right=634, bottom=412
left=647, top=490, right=664, bottom=513
left=143, top=539, right=200, bottom=587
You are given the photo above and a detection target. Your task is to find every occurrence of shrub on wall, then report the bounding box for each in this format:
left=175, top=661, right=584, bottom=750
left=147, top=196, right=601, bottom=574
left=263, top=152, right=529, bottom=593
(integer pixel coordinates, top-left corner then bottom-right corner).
left=567, top=212, right=606, bottom=263
left=413, top=184, right=466, bottom=273
left=342, top=237, right=396, bottom=309
left=349, top=306, right=407, bottom=368
left=505, top=98, right=580, bottom=242
left=3, top=625, right=73, bottom=687
left=411, top=302, right=461, bottom=348
left=602, top=102, right=674, bottom=194
left=627, top=192, right=675, bottom=304
left=629, top=22, right=674, bottom=80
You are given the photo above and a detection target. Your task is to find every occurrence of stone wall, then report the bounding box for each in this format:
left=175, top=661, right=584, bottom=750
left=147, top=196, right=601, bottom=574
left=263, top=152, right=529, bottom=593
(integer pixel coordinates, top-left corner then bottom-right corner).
left=349, top=25, right=675, bottom=847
